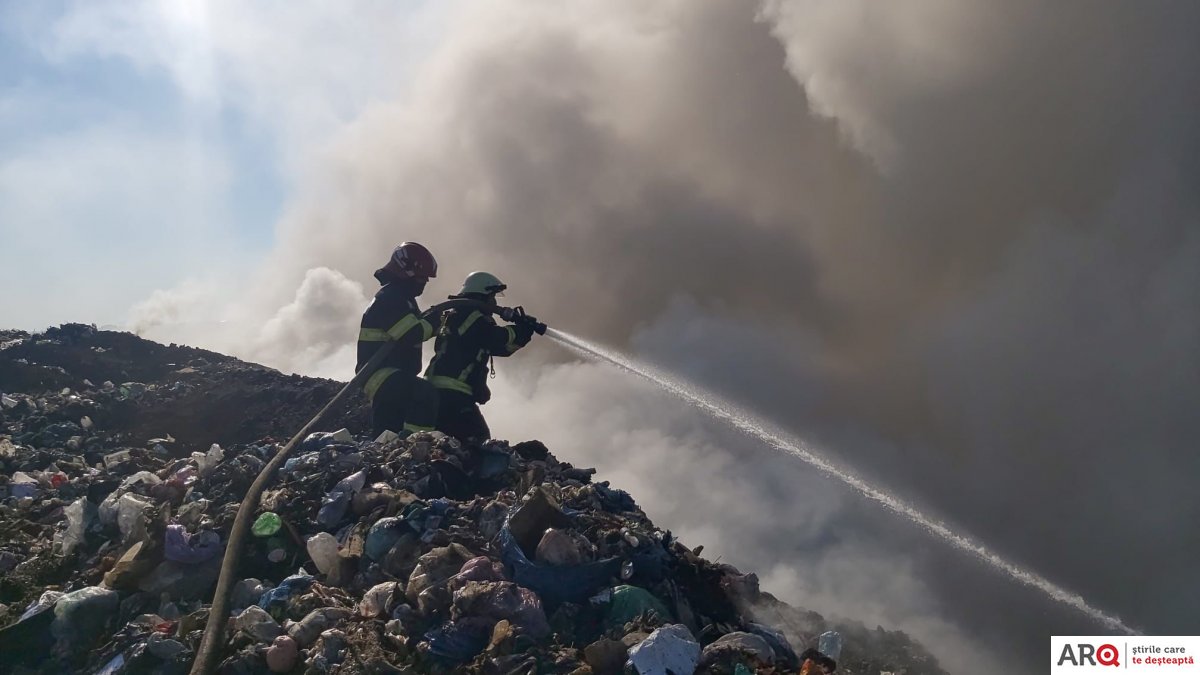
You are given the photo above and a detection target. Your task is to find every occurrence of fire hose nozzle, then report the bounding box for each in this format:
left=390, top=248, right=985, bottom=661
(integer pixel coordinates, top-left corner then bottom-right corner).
left=497, top=305, right=547, bottom=334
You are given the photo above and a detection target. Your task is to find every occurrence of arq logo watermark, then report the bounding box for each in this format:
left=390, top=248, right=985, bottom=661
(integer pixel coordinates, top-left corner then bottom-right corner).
left=1051, top=636, right=1200, bottom=673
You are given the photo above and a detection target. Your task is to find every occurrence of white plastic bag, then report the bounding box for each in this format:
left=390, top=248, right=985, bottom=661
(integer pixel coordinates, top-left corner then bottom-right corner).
left=192, top=443, right=224, bottom=477
left=116, top=493, right=151, bottom=544
left=62, top=497, right=90, bottom=556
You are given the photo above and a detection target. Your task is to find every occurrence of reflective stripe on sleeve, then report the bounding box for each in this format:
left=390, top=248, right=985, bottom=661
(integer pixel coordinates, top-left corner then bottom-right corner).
left=458, top=310, right=483, bottom=335
left=358, top=327, right=390, bottom=342
left=387, top=314, right=422, bottom=340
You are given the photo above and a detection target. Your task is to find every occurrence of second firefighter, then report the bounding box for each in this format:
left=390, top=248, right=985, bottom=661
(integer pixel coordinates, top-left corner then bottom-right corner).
left=424, top=271, right=538, bottom=442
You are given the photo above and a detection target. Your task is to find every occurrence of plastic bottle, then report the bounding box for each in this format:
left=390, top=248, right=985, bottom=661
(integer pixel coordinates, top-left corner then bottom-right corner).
left=818, top=630, right=843, bottom=660
left=306, top=533, right=340, bottom=575
left=252, top=512, right=283, bottom=537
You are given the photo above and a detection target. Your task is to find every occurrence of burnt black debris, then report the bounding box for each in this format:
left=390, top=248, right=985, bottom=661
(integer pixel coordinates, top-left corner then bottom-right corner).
left=0, top=325, right=947, bottom=675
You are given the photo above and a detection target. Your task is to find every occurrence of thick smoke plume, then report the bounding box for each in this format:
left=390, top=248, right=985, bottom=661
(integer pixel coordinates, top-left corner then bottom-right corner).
left=135, top=1, right=1200, bottom=670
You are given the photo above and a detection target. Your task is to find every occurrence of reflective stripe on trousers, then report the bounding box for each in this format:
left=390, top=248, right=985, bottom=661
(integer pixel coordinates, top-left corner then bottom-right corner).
left=428, top=374, right=474, bottom=395
left=363, top=367, right=399, bottom=401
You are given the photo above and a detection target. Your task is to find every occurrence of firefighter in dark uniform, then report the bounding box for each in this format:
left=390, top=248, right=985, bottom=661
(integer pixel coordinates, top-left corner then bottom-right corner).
left=424, top=272, right=538, bottom=443
left=357, top=242, right=439, bottom=436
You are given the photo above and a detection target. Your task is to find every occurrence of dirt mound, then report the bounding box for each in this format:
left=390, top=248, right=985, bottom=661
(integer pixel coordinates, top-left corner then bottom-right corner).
left=0, top=324, right=368, bottom=452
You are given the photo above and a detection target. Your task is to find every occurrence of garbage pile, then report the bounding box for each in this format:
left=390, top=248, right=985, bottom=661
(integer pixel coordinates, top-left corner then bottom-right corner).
left=0, top=325, right=948, bottom=675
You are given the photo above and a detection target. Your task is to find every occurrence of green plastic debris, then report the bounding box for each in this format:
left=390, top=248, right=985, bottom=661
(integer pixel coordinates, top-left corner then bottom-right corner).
left=252, top=512, right=282, bottom=537
left=604, top=585, right=671, bottom=629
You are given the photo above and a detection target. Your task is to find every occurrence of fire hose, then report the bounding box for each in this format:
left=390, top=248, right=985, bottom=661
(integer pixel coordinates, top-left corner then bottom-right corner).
left=189, top=299, right=545, bottom=674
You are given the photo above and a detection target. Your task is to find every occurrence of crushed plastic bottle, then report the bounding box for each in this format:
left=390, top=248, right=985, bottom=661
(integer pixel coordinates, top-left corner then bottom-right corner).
left=818, top=630, right=843, bottom=660
left=306, top=533, right=340, bottom=575
left=252, top=512, right=283, bottom=537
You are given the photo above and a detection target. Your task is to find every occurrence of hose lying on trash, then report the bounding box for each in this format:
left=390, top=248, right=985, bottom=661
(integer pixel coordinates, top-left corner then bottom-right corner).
left=189, top=298, right=492, bottom=675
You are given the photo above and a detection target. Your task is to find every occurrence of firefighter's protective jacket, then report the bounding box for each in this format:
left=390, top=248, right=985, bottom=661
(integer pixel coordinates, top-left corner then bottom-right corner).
left=424, top=306, right=533, bottom=403
left=356, top=282, right=435, bottom=400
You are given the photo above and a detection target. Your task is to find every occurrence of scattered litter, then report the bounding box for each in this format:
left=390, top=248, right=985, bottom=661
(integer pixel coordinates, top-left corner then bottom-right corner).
left=0, top=324, right=944, bottom=674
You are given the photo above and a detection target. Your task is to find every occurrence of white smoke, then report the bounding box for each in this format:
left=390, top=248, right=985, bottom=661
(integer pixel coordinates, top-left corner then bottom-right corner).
left=119, top=1, right=1200, bottom=669
left=247, top=267, right=366, bottom=376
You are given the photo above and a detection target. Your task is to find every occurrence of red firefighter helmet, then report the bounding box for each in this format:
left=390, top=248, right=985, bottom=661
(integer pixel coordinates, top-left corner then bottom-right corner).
left=380, top=242, right=437, bottom=280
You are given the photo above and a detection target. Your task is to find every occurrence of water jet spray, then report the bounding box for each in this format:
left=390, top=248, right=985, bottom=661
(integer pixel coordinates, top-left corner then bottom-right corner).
left=545, top=327, right=1138, bottom=635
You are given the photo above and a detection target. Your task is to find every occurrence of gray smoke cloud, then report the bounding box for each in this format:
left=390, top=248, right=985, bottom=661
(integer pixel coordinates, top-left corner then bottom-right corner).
left=136, top=1, right=1200, bottom=670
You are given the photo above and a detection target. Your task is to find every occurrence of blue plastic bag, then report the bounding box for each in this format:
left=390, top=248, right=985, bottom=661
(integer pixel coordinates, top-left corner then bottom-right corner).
left=258, top=574, right=314, bottom=619
left=497, top=524, right=620, bottom=606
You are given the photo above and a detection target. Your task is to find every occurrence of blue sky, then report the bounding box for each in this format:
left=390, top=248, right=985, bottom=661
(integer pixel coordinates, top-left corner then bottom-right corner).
left=0, top=0, right=448, bottom=330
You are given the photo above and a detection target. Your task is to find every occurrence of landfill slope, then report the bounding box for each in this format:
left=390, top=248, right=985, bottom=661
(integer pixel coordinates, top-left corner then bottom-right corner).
left=0, top=324, right=948, bottom=675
